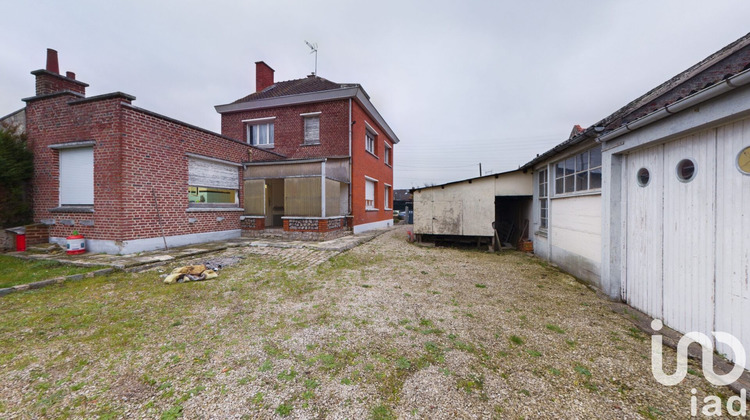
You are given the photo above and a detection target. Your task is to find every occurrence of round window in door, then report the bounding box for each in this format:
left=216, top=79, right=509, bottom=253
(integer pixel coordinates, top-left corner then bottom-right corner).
left=738, top=146, right=750, bottom=175
left=676, top=159, right=696, bottom=182
left=637, top=168, right=650, bottom=187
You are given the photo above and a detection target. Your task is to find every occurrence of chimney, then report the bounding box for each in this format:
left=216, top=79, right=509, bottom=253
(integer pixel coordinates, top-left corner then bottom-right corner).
left=31, top=48, right=88, bottom=96
left=46, top=48, right=59, bottom=74
left=255, top=61, right=274, bottom=92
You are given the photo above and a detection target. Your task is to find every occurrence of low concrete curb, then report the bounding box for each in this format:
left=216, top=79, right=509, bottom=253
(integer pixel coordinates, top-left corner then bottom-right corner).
left=611, top=301, right=750, bottom=400
left=0, top=268, right=115, bottom=298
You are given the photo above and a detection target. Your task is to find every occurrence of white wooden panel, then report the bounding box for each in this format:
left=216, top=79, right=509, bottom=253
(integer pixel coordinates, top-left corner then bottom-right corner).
left=549, top=195, right=602, bottom=263
left=662, top=131, right=715, bottom=339
left=432, top=201, right=462, bottom=235
left=413, top=189, right=434, bottom=235
left=715, top=118, right=750, bottom=366
left=188, top=157, right=238, bottom=190
left=59, top=147, right=94, bottom=205
left=625, top=145, right=663, bottom=320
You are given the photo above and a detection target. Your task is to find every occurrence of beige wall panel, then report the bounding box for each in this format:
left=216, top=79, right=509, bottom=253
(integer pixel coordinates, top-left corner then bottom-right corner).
left=243, top=179, right=265, bottom=215
left=285, top=177, right=321, bottom=216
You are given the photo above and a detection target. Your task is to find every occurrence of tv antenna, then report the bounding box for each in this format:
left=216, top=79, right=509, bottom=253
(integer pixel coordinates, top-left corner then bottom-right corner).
left=305, top=41, right=318, bottom=75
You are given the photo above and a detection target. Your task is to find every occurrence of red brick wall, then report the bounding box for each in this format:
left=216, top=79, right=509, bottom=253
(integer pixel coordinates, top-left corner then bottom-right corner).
left=26, top=85, right=274, bottom=243
left=26, top=93, right=127, bottom=241
left=350, top=100, right=394, bottom=227
left=34, top=71, right=86, bottom=96
left=220, top=100, right=350, bottom=160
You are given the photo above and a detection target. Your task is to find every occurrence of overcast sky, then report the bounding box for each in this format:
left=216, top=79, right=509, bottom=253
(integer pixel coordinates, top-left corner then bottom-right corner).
left=2, top=1, right=750, bottom=189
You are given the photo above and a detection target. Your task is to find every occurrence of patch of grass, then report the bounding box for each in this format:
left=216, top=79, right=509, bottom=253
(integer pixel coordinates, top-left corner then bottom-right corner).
left=545, top=324, right=565, bottom=334
left=475, top=283, right=487, bottom=288
left=548, top=367, right=561, bottom=376
left=526, top=349, right=542, bottom=357
left=0, top=255, right=108, bottom=288
left=251, top=392, right=264, bottom=405
left=509, top=335, right=524, bottom=345
left=259, top=360, right=273, bottom=372
left=160, top=405, right=183, bottom=420
left=277, top=369, right=297, bottom=381
left=519, top=389, right=530, bottom=396
left=626, top=327, right=645, bottom=341
left=395, top=357, right=411, bottom=370
left=276, top=402, right=293, bottom=417
left=371, top=404, right=395, bottom=420
left=574, top=364, right=591, bottom=377
left=638, top=405, right=664, bottom=419
left=457, top=374, right=484, bottom=394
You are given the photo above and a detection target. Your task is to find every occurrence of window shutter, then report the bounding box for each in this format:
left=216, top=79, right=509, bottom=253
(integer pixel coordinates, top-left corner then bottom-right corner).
left=59, top=147, right=94, bottom=205
left=188, top=157, right=238, bottom=190
left=304, top=117, right=320, bottom=143
left=365, top=179, right=374, bottom=201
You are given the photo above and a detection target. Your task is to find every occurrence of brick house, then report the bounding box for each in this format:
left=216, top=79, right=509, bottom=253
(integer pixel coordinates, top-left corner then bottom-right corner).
left=215, top=61, right=399, bottom=235
left=20, top=49, right=397, bottom=254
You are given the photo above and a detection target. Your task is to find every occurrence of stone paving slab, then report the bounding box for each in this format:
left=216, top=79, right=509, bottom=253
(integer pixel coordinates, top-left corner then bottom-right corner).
left=4, top=226, right=396, bottom=272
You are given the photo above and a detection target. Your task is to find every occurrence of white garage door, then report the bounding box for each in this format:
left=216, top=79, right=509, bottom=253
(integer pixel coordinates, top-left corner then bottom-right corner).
left=625, top=118, right=750, bottom=365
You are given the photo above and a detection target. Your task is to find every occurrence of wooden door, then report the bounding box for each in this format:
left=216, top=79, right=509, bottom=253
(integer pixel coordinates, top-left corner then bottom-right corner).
left=625, top=145, right=664, bottom=320
left=661, top=131, right=716, bottom=339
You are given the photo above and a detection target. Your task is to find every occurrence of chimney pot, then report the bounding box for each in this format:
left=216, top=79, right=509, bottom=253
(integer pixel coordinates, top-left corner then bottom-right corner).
left=46, top=48, right=59, bottom=74
left=66, top=71, right=76, bottom=80
left=255, top=61, right=275, bottom=92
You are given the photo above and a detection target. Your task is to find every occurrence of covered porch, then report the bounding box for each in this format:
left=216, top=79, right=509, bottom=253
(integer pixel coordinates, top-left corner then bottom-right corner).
left=240, top=158, right=352, bottom=240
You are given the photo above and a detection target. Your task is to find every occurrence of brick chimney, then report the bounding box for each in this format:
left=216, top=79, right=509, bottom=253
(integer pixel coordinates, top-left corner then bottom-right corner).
left=31, top=48, right=88, bottom=96
left=46, top=48, right=59, bottom=73
left=256, top=61, right=275, bottom=92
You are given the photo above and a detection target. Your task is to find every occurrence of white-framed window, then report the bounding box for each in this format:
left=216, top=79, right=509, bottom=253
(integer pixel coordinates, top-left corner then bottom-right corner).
left=244, top=117, right=275, bottom=147
left=188, top=156, right=239, bottom=207
left=365, top=130, right=376, bottom=155
left=59, top=147, right=94, bottom=206
left=302, top=112, right=321, bottom=144
left=384, top=144, right=392, bottom=166
left=554, top=145, right=602, bottom=195
left=365, top=177, right=377, bottom=210
left=538, top=168, right=548, bottom=229
left=384, top=184, right=392, bottom=210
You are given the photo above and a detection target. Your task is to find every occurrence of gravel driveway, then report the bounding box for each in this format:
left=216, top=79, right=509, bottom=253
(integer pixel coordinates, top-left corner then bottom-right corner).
left=0, top=226, right=731, bottom=418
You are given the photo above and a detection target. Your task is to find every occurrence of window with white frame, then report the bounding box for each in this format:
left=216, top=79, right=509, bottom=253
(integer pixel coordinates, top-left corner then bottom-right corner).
left=538, top=168, right=548, bottom=229
left=302, top=113, right=320, bottom=144
left=187, top=156, right=239, bottom=207
left=384, top=144, right=392, bottom=166
left=384, top=184, right=392, bottom=209
left=365, top=178, right=376, bottom=210
left=245, top=118, right=275, bottom=147
left=59, top=147, right=94, bottom=206
left=554, top=145, right=602, bottom=195
left=365, top=130, right=376, bottom=155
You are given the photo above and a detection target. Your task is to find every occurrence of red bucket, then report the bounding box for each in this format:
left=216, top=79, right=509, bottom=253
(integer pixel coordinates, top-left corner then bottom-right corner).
left=15, top=234, right=26, bottom=252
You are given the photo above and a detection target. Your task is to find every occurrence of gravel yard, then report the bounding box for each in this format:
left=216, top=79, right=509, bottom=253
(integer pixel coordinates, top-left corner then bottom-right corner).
left=0, top=226, right=732, bottom=418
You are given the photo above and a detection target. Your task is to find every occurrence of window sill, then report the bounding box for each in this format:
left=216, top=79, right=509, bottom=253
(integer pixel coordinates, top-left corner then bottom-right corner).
left=366, top=150, right=379, bottom=159
left=535, top=230, right=548, bottom=238
left=186, top=207, right=244, bottom=212
left=253, top=144, right=275, bottom=149
left=301, top=142, right=321, bottom=146
left=385, top=163, right=392, bottom=168
left=366, top=208, right=379, bottom=212
left=551, top=189, right=601, bottom=199
left=50, top=206, right=94, bottom=213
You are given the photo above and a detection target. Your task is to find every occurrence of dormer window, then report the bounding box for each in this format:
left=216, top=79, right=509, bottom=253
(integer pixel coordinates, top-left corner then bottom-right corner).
left=243, top=117, right=276, bottom=147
